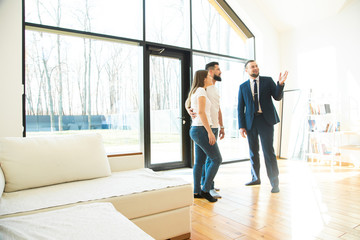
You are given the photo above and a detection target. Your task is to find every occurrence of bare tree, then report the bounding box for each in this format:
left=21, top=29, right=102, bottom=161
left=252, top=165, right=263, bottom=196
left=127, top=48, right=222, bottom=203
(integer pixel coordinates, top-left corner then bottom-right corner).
left=34, top=0, right=56, bottom=130
left=55, top=0, right=64, bottom=130
left=93, top=44, right=104, bottom=115
left=73, top=0, right=93, bottom=129
left=25, top=62, right=35, bottom=116
left=63, top=51, right=72, bottom=115
left=105, top=47, right=124, bottom=115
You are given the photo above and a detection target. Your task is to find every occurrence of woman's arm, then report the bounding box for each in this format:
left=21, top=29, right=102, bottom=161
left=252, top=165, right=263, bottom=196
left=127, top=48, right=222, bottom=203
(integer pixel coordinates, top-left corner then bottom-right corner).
left=198, top=96, right=216, bottom=145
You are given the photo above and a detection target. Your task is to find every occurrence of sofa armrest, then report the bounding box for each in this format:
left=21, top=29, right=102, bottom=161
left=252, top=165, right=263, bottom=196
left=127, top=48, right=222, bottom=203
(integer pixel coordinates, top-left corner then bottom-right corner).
left=108, top=154, right=144, bottom=172
left=0, top=166, right=4, bottom=198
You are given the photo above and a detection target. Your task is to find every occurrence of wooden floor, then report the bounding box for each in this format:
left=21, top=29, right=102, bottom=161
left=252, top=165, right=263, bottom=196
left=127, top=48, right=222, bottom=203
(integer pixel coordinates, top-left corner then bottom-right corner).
left=166, top=160, right=360, bottom=240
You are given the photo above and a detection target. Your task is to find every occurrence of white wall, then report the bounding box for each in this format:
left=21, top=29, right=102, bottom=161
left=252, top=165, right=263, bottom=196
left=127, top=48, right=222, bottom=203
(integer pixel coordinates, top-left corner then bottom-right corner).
left=280, top=0, right=360, bottom=131
left=0, top=0, right=23, bottom=137
left=227, top=0, right=281, bottom=76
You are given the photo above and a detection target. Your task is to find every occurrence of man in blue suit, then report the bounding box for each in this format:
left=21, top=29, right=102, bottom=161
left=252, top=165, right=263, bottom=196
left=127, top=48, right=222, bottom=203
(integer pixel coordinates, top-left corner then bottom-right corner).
left=237, top=60, right=288, bottom=193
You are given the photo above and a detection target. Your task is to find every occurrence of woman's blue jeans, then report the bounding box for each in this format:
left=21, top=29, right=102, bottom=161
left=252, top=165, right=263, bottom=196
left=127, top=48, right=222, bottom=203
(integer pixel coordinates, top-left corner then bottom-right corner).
left=201, top=128, right=218, bottom=189
left=190, top=126, right=222, bottom=193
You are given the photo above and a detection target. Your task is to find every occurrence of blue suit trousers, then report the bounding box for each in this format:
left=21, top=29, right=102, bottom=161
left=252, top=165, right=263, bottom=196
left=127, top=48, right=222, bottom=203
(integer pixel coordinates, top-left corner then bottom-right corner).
left=247, top=114, right=279, bottom=188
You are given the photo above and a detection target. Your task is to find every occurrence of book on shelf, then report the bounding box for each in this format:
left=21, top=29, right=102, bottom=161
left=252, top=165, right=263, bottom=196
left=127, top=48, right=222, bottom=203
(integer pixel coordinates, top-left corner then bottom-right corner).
left=324, top=122, right=334, bottom=132
left=324, top=122, right=340, bottom=132
left=308, top=103, right=315, bottom=115
left=308, top=103, right=331, bottom=115
left=324, top=104, right=331, bottom=113
left=308, top=103, right=316, bottom=115
left=309, top=138, right=335, bottom=155
left=319, top=104, right=326, bottom=115
left=321, top=144, right=332, bottom=155
left=328, top=123, right=333, bottom=132
left=310, top=138, right=319, bottom=153
left=308, top=119, right=316, bottom=131
left=335, top=122, right=340, bottom=131
left=325, top=123, right=330, bottom=132
left=308, top=120, right=338, bottom=132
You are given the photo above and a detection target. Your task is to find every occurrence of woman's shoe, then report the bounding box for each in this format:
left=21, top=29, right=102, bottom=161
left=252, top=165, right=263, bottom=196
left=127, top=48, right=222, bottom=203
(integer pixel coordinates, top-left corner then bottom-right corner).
left=201, top=191, right=217, bottom=202
left=194, top=193, right=203, bottom=198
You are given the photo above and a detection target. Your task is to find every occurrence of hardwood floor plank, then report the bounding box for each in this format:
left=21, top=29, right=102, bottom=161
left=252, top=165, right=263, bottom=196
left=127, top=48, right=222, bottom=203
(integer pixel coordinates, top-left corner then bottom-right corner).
left=339, top=232, right=360, bottom=240
left=257, top=225, right=293, bottom=240
left=191, top=213, right=244, bottom=239
left=324, top=217, right=359, bottom=230
left=206, top=214, right=277, bottom=240
left=314, top=226, right=345, bottom=239
left=235, top=235, right=260, bottom=240
left=191, top=202, right=217, bottom=218
left=164, top=160, right=360, bottom=240
left=190, top=229, right=213, bottom=240
left=191, top=221, right=234, bottom=240
left=326, top=222, right=360, bottom=238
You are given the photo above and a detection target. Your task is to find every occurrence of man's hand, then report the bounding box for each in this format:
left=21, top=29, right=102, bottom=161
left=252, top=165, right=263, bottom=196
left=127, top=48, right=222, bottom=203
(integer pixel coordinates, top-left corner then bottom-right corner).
left=219, top=128, right=225, bottom=140
left=279, top=71, right=288, bottom=86
left=240, top=128, right=247, bottom=138
left=187, top=107, right=196, bottom=119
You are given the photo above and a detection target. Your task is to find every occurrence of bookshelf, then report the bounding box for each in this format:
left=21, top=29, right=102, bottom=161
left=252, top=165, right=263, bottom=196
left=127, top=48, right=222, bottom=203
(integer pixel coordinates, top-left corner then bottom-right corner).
left=306, top=91, right=341, bottom=166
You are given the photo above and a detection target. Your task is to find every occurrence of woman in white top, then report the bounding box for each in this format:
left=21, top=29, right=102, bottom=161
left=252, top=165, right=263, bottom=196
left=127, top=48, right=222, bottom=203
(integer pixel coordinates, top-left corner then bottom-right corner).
left=186, top=70, right=222, bottom=203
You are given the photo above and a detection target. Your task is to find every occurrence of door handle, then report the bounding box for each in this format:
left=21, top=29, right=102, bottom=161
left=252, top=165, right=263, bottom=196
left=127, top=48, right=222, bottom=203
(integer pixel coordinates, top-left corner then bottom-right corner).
left=177, top=117, right=186, bottom=124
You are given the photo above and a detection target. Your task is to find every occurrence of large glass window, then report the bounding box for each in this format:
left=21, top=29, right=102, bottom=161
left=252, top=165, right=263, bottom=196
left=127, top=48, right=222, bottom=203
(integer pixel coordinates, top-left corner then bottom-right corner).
left=192, top=0, right=248, bottom=58
left=24, top=0, right=255, bottom=161
left=25, top=0, right=143, bottom=40
left=25, top=30, right=142, bottom=153
left=193, top=53, right=249, bottom=161
left=146, top=0, right=190, bottom=48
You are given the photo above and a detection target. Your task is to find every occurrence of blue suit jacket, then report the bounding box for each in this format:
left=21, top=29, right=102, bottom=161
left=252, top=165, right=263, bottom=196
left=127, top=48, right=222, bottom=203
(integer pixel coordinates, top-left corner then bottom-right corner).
left=237, top=76, right=284, bottom=130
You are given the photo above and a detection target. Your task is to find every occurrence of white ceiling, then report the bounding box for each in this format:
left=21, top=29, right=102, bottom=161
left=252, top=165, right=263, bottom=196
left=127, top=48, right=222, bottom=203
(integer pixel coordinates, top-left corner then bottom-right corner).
left=250, top=0, right=353, bottom=32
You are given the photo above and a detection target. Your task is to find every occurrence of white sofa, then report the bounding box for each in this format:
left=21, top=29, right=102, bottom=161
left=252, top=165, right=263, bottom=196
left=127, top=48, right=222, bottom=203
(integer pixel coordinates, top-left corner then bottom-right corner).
left=0, top=134, right=193, bottom=240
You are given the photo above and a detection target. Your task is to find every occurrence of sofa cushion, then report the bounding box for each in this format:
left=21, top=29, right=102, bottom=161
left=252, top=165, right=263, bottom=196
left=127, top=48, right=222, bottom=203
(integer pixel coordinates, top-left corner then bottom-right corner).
left=0, top=203, right=154, bottom=240
left=0, top=134, right=111, bottom=193
left=0, top=169, right=191, bottom=217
